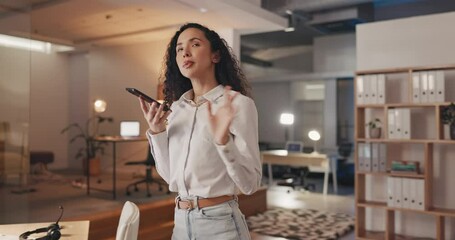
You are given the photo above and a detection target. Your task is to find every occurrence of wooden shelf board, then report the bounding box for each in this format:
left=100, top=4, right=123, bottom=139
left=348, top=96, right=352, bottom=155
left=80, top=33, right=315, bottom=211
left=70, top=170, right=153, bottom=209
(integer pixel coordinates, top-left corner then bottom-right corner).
left=429, top=207, right=455, bottom=217
left=357, top=171, right=426, bottom=179
left=356, top=138, right=429, bottom=143
left=357, top=231, right=385, bottom=240
left=357, top=102, right=452, bottom=108
left=357, top=172, right=388, bottom=177
left=388, top=172, right=425, bottom=179
left=356, top=64, right=455, bottom=75
left=357, top=200, right=387, bottom=208
left=355, top=104, right=385, bottom=108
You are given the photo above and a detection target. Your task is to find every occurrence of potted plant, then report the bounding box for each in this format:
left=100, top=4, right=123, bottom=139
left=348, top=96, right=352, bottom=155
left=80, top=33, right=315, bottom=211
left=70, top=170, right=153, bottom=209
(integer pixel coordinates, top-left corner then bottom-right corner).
left=366, top=118, right=381, bottom=138
left=61, top=116, right=113, bottom=176
left=441, top=102, right=455, bottom=140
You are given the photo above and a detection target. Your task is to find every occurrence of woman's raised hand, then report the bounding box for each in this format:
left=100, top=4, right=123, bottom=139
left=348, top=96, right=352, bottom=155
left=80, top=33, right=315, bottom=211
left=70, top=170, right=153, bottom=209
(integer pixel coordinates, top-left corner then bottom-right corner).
left=207, top=86, right=238, bottom=145
left=139, top=98, right=171, bottom=134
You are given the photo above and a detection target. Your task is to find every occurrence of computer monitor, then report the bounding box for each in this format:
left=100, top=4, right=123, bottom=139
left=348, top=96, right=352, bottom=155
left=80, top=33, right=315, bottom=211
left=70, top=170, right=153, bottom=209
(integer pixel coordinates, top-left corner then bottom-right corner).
left=120, top=121, right=140, bottom=137
left=285, top=141, right=304, bottom=152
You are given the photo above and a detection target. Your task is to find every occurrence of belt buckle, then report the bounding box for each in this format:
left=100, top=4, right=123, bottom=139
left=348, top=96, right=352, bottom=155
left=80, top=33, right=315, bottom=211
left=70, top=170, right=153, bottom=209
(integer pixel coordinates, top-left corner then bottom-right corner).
left=179, top=198, right=196, bottom=211
left=187, top=199, right=194, bottom=211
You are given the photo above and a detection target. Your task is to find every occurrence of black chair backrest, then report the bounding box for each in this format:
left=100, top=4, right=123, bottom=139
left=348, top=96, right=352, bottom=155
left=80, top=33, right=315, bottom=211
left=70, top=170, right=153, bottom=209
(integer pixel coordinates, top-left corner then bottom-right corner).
left=146, top=146, right=156, bottom=166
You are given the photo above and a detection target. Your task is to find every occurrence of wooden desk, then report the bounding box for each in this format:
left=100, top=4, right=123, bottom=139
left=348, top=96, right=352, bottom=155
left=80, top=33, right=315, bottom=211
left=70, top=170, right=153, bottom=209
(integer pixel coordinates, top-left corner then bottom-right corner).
left=0, top=221, right=89, bottom=240
left=90, top=136, right=148, bottom=199
left=261, top=150, right=337, bottom=195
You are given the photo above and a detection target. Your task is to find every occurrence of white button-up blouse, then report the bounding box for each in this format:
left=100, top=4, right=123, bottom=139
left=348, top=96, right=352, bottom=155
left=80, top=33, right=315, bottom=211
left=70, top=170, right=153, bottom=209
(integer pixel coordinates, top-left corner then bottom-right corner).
left=147, top=85, right=261, bottom=198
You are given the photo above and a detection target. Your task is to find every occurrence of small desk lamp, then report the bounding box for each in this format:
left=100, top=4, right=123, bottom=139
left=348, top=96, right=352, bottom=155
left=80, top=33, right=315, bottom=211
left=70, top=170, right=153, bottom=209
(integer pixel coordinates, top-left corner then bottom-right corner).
left=94, top=99, right=107, bottom=113
left=308, top=130, right=321, bottom=154
left=280, top=113, right=294, bottom=142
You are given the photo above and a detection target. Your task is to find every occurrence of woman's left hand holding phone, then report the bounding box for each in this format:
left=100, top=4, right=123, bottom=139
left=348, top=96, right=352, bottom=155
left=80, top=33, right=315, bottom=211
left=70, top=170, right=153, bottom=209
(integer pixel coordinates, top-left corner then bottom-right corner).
left=139, top=97, right=171, bottom=135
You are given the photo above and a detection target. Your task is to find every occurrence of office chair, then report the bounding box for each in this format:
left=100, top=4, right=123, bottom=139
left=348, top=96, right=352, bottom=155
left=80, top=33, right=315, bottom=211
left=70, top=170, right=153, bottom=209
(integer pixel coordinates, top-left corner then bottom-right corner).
left=125, top=146, right=169, bottom=197
left=116, top=201, right=140, bottom=240
left=277, top=141, right=315, bottom=193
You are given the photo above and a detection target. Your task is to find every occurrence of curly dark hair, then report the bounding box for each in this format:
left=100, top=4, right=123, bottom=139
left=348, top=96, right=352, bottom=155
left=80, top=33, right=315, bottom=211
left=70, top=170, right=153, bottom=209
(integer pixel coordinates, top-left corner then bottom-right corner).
left=159, top=23, right=251, bottom=104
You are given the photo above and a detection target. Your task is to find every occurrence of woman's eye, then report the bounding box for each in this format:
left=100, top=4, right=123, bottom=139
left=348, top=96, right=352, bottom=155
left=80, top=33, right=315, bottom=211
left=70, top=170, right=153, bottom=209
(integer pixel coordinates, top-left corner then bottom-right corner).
left=192, top=43, right=200, bottom=47
left=177, top=48, right=183, bottom=52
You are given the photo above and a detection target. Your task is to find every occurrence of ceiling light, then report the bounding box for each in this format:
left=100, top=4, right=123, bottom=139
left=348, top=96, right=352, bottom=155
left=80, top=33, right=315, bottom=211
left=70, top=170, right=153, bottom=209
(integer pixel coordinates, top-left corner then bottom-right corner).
left=285, top=9, right=293, bottom=15
left=0, top=34, right=74, bottom=53
left=284, top=27, right=295, bottom=32
left=280, top=113, right=294, bottom=125
left=199, top=7, right=208, bottom=13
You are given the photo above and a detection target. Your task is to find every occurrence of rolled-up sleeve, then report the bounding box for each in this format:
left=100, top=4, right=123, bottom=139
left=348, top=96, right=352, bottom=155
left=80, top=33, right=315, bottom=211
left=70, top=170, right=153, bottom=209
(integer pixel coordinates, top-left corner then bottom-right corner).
left=215, top=97, right=261, bottom=195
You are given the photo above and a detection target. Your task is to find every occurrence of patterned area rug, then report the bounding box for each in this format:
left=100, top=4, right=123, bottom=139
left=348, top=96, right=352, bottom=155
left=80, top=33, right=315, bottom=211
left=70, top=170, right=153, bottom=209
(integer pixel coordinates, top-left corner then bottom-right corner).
left=247, top=208, right=355, bottom=240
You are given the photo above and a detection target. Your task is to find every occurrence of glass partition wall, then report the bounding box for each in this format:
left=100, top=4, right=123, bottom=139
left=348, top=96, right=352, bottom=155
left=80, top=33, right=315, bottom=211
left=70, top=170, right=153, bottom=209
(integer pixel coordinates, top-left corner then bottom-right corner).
left=0, top=2, right=31, bottom=186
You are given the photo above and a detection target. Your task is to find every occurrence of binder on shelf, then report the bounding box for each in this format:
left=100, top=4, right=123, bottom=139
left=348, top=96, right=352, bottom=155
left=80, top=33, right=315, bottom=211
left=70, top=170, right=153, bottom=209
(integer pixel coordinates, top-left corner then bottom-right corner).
left=428, top=71, right=436, bottom=103
left=356, top=75, right=365, bottom=105
left=364, top=142, right=372, bottom=172
left=402, top=178, right=412, bottom=209
left=409, top=178, right=418, bottom=210
left=393, top=177, right=403, bottom=208
left=387, top=177, right=395, bottom=207
left=370, top=74, right=378, bottom=104
left=379, top=143, right=387, bottom=172
left=400, top=108, right=411, bottom=139
left=371, top=143, right=379, bottom=172
left=357, top=143, right=365, bottom=172
left=435, top=70, right=445, bottom=103
left=388, top=109, right=397, bottom=139
left=420, top=71, right=429, bottom=103
left=412, top=72, right=420, bottom=103
left=394, top=109, right=403, bottom=138
left=377, top=74, right=386, bottom=104
left=416, top=179, right=425, bottom=210
left=364, top=75, right=371, bottom=104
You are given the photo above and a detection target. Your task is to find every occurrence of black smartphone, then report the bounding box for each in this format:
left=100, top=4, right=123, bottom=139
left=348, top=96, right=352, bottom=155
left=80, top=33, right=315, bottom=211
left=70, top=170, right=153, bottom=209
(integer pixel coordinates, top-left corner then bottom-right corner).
left=126, top=87, right=169, bottom=111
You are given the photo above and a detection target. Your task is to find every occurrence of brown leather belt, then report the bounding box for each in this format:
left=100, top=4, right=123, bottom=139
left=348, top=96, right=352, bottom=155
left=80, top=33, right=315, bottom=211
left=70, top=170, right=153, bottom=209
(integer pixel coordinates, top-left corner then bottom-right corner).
left=176, top=195, right=234, bottom=210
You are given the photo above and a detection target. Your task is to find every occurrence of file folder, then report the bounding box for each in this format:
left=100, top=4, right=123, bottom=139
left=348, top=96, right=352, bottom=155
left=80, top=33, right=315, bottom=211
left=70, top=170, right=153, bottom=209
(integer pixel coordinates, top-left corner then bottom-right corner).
left=400, top=108, right=411, bottom=140
left=402, top=178, right=411, bottom=209
left=377, top=74, right=386, bottom=104
left=435, top=70, right=445, bottom=103
left=387, top=177, right=394, bottom=207
left=379, top=143, right=387, bottom=172
left=412, top=72, right=420, bottom=103
left=428, top=71, right=436, bottom=103
left=394, top=109, right=403, bottom=139
left=420, top=71, right=429, bottom=103
left=416, top=179, right=425, bottom=210
left=356, top=76, right=365, bottom=105
left=409, top=178, right=418, bottom=210
left=357, top=143, right=365, bottom=172
left=370, top=74, right=378, bottom=104
left=371, top=143, right=379, bottom=172
left=388, top=109, right=397, bottom=139
left=394, top=177, right=403, bottom=208
left=364, top=142, right=372, bottom=172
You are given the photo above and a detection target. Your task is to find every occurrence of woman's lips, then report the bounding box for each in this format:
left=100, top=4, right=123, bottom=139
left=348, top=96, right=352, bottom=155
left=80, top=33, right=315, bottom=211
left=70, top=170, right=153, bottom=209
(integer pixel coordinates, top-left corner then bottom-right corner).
left=183, top=61, right=194, bottom=69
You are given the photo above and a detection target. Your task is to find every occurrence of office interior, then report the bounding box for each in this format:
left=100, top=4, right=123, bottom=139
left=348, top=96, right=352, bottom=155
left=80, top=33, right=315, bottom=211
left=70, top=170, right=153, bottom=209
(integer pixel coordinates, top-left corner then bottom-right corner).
left=2, top=0, right=455, bottom=239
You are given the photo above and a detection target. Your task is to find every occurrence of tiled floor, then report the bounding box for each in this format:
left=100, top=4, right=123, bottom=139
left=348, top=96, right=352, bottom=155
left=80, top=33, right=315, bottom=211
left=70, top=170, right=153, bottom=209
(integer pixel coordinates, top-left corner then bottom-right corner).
left=0, top=169, right=355, bottom=239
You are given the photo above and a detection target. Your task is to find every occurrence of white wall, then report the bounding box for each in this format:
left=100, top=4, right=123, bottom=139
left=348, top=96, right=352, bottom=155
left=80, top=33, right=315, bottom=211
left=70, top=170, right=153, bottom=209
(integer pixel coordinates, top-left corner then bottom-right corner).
left=357, top=12, right=455, bottom=238
left=30, top=52, right=70, bottom=169
left=357, top=11, right=455, bottom=71
left=67, top=53, right=89, bottom=169
left=88, top=40, right=168, bottom=171
left=314, top=33, right=356, bottom=72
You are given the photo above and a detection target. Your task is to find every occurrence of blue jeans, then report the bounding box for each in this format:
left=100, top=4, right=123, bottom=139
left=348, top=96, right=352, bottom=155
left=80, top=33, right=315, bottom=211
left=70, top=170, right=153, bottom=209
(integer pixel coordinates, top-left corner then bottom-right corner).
left=172, top=197, right=251, bottom=240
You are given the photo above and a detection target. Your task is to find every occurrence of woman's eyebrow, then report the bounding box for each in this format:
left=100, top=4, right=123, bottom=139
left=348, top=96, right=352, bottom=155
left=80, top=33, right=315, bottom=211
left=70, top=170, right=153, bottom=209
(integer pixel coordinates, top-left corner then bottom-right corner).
left=177, top=37, right=203, bottom=46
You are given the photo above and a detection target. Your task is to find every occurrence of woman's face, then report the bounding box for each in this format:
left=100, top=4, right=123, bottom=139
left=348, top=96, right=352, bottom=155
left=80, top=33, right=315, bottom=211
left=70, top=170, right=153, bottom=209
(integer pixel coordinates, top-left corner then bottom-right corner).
left=175, top=28, right=218, bottom=80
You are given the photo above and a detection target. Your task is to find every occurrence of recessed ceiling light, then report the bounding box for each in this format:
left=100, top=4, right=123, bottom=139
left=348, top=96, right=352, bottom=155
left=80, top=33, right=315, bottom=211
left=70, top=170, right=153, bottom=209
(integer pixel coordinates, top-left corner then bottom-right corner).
left=199, top=7, right=208, bottom=13
left=285, top=9, right=293, bottom=15
left=284, top=27, right=295, bottom=32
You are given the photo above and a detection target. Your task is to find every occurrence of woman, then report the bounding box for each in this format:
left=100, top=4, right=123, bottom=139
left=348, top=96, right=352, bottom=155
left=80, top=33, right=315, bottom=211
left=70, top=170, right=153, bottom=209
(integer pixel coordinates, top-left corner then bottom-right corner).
left=138, top=23, right=261, bottom=240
